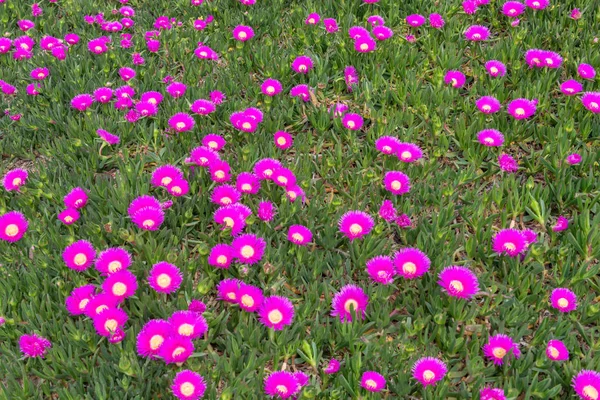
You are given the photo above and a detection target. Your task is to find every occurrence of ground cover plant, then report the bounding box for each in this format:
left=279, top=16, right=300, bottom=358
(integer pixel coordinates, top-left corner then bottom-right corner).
left=0, top=0, right=599, bottom=398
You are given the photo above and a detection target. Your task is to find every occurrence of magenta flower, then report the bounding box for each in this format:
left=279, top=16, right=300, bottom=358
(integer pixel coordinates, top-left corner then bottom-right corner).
left=83, top=293, right=119, bottom=319
left=259, top=296, right=295, bottom=330
left=344, top=66, right=359, bottom=91
left=573, top=370, right=600, bottom=400
left=360, top=371, right=386, bottom=392
left=378, top=200, right=396, bottom=222
left=412, top=357, right=447, bottom=386
left=271, top=167, right=296, bottom=188
left=71, top=94, right=94, bottom=111
left=190, top=99, right=216, bottom=115
left=483, top=334, right=521, bottom=365
left=148, top=262, right=183, bottom=294
left=128, top=195, right=165, bottom=231
left=550, top=288, right=577, bottom=312
left=201, top=134, right=226, bottom=151
left=367, top=15, right=385, bottom=27
left=338, top=211, right=374, bottom=240
left=560, top=80, right=583, bottom=96
left=485, top=60, right=506, bottom=77
left=480, top=387, right=506, bottom=400
left=464, top=25, right=490, bottom=41
left=287, top=225, right=312, bottom=246
left=526, top=0, right=549, bottom=10
left=102, top=270, right=137, bottom=300
left=274, top=131, right=293, bottom=150
left=582, top=92, right=600, bottom=113
left=375, top=136, right=401, bottom=155
left=235, top=172, right=260, bottom=195
left=195, top=44, right=218, bottom=59
left=169, top=113, right=195, bottom=133
left=342, top=113, right=363, bottom=130
left=366, top=256, right=395, bottom=284
left=232, top=233, right=266, bottom=264
left=30, top=67, right=49, bottom=80
left=305, top=13, right=320, bottom=25
left=289, top=84, right=311, bottom=101
left=498, top=154, right=518, bottom=173
left=136, top=319, right=170, bottom=358
left=396, top=143, right=423, bottom=163
left=354, top=36, right=377, bottom=52
left=141, top=91, right=164, bottom=105
left=264, top=371, right=300, bottom=399
left=95, top=247, right=132, bottom=276
left=406, top=14, right=426, bottom=27
left=233, top=25, right=254, bottom=41
left=166, top=82, right=187, bottom=98
left=444, top=70, right=466, bottom=88
left=65, top=284, right=96, bottom=315
left=286, top=185, right=306, bottom=203
left=578, top=63, right=596, bottom=80
left=383, top=171, right=410, bottom=195
left=171, top=370, right=206, bottom=400
left=118, top=67, right=136, bottom=81
left=93, top=308, right=128, bottom=337
left=394, top=248, right=430, bottom=279
left=237, top=283, right=264, bottom=312
left=570, top=8, right=582, bottom=20
left=463, top=0, right=479, bottom=14
left=292, top=55, right=314, bottom=74
left=323, top=18, right=339, bottom=33
left=492, top=229, right=527, bottom=257
left=188, top=299, right=206, bottom=314
left=258, top=201, right=276, bottom=221
left=63, top=240, right=95, bottom=271
left=373, top=26, right=394, bottom=40
left=96, top=129, right=120, bottom=145
left=349, top=26, right=370, bottom=40
left=88, top=38, right=109, bottom=54
left=502, top=1, right=525, bottom=17
left=566, top=153, right=582, bottom=165
left=159, top=335, right=194, bottom=364
left=211, top=184, right=241, bottom=206
left=209, top=160, right=231, bottom=183
left=169, top=310, right=208, bottom=339
left=93, top=88, right=113, bottom=103
left=477, top=129, right=504, bottom=147
left=19, top=333, right=51, bottom=358
left=507, top=98, right=537, bottom=119
left=217, top=278, right=241, bottom=303
left=546, top=339, right=569, bottom=361
left=189, top=146, right=219, bottom=167
left=331, top=284, right=368, bottom=322
left=551, top=215, right=569, bottom=232
left=324, top=359, right=340, bottom=374
left=438, top=266, right=479, bottom=299
left=261, top=78, right=282, bottom=96
left=3, top=169, right=27, bottom=191
left=152, top=166, right=184, bottom=188
left=429, top=13, right=445, bottom=29
left=476, top=96, right=502, bottom=114
left=208, top=244, right=234, bottom=269
left=18, top=20, right=35, bottom=31
left=166, top=178, right=189, bottom=197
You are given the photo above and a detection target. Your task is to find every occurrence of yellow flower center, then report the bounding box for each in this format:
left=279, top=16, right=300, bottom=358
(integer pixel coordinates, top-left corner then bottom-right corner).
left=492, top=347, right=506, bottom=359
left=12, top=177, right=22, bottom=186
left=64, top=216, right=73, bottom=223
left=96, top=305, right=108, bottom=314
left=400, top=151, right=412, bottom=160
left=546, top=58, right=553, bottom=65
left=308, top=18, right=315, bottom=24
left=94, top=45, right=102, bottom=52
left=74, top=253, right=87, bottom=266
left=403, top=262, right=417, bottom=275
left=150, top=335, right=164, bottom=350
left=298, top=64, right=307, bottom=72
left=482, top=105, right=491, bottom=112
left=180, top=382, right=195, bottom=396
left=75, top=199, right=83, bottom=206
left=291, top=233, right=304, bottom=242
left=157, top=273, right=172, bottom=288
left=423, top=370, right=435, bottom=382
left=227, top=292, right=236, bottom=300
left=344, top=299, right=358, bottom=313
left=472, top=33, right=481, bottom=39
left=238, top=31, right=247, bottom=39
left=200, top=51, right=207, bottom=57
left=484, top=137, right=494, bottom=144
left=590, top=102, right=599, bottom=109
left=241, top=183, right=252, bottom=191
left=112, top=282, right=127, bottom=296
left=264, top=169, right=273, bottom=177
left=557, top=298, right=569, bottom=308
left=533, top=1, right=539, bottom=6
left=515, top=108, right=525, bottom=116
left=208, top=141, right=218, bottom=149
left=503, top=242, right=516, bottom=251
left=223, top=217, right=235, bottom=227
left=170, top=186, right=182, bottom=194
left=78, top=298, right=89, bottom=311
left=148, top=98, right=157, bottom=105
left=490, top=67, right=498, bottom=74
left=104, top=319, right=118, bottom=332
left=172, top=346, right=186, bottom=357
left=566, top=88, right=574, bottom=93
left=221, top=197, right=232, bottom=205
left=268, top=309, right=283, bottom=324
left=143, top=219, right=155, bottom=228
left=391, top=180, right=402, bottom=190
left=347, top=121, right=355, bottom=128
left=161, top=177, right=172, bottom=186
left=241, top=294, right=254, bottom=307
left=450, top=280, right=464, bottom=292
left=451, top=78, right=457, bottom=86
left=242, top=122, right=251, bottom=130
left=360, top=43, right=368, bottom=51
left=277, top=176, right=288, bottom=185
left=216, top=255, right=228, bottom=265
left=583, top=386, right=599, bottom=400
left=108, top=261, right=122, bottom=273
left=382, top=145, right=392, bottom=153
left=349, top=223, right=362, bottom=235
left=241, top=245, right=255, bottom=258
left=266, top=86, right=275, bottom=94
left=276, top=385, right=288, bottom=394
left=287, top=191, right=297, bottom=200
left=176, top=122, right=186, bottom=130
left=548, top=346, right=559, bottom=358
left=277, top=137, right=287, bottom=145
left=365, top=379, right=377, bottom=389
left=178, top=323, right=194, bottom=336
left=4, top=224, right=19, bottom=237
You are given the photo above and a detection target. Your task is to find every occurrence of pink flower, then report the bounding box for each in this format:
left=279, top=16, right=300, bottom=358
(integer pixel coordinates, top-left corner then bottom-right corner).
left=95, top=247, right=132, bottom=276
left=546, top=339, right=569, bottom=361
left=406, top=14, right=426, bottom=27
left=476, top=96, right=501, bottom=113
left=290, top=84, right=311, bottom=101
left=338, top=211, right=374, bottom=240
left=331, top=284, right=368, bottom=322
left=477, top=129, right=504, bottom=147
left=274, top=131, right=293, bottom=150
left=148, top=262, right=183, bottom=294
left=492, top=229, right=527, bottom=257
left=292, top=55, right=314, bottom=74
left=19, top=333, right=51, bottom=358
left=485, top=60, right=507, bottom=77
left=526, top=0, right=549, bottom=10
left=305, top=13, right=320, bottom=25
left=383, top=171, right=410, bottom=195
left=366, top=256, right=395, bottom=284
left=570, top=8, right=582, bottom=20
left=507, top=98, right=537, bottom=119
left=344, top=66, right=359, bottom=91
left=96, top=129, right=120, bottom=145
left=258, top=296, right=295, bottom=330
left=464, top=25, right=490, bottom=41
left=261, top=78, right=282, bottom=96
left=394, top=248, right=430, bottom=279
left=375, top=136, right=401, bottom=154
left=429, top=13, right=445, bottom=29
left=237, top=283, right=264, bottom=312
left=572, top=370, right=600, bottom=400
left=258, top=201, right=276, bottom=221
left=62, top=240, right=96, bottom=271
left=324, top=359, right=340, bottom=374
left=550, top=288, right=577, bottom=312
left=578, top=63, right=596, bottom=80
left=360, top=371, right=386, bottom=392
left=444, top=70, right=466, bottom=88
left=202, top=134, right=226, bottom=151
left=342, top=113, right=363, bottom=130
left=263, top=371, right=300, bottom=399
left=168, top=113, right=195, bottom=133
left=483, top=334, right=520, bottom=365
left=502, top=1, right=526, bottom=17
left=3, top=169, right=27, bottom=191
left=560, top=80, right=583, bottom=96
left=566, top=153, right=582, bottom=165
left=480, top=387, right=506, bottom=400
left=208, top=244, right=234, bottom=269
left=119, top=67, right=136, bottom=81
left=171, top=370, right=206, bottom=400
left=412, top=357, right=447, bottom=386
left=463, top=0, right=479, bottom=14
left=582, top=92, right=600, bottom=113
left=287, top=225, right=312, bottom=246
left=159, top=335, right=194, bottom=364
left=233, top=25, right=254, bottom=41
left=93, top=308, right=128, bottom=337
left=498, top=154, right=518, bottom=173
left=71, top=94, right=94, bottom=111
left=323, top=18, right=339, bottom=33
left=236, top=172, right=260, bottom=194
left=190, top=99, right=216, bottom=115
left=169, top=310, right=208, bottom=339
left=378, top=200, right=396, bottom=221
left=65, top=284, right=96, bottom=315
left=354, top=36, right=377, bottom=52
left=102, top=270, right=137, bottom=300
left=438, top=266, right=479, bottom=299
left=373, top=26, right=394, bottom=40
left=232, top=234, right=266, bottom=264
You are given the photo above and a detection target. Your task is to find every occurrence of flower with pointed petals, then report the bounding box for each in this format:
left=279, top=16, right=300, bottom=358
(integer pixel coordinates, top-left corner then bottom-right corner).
left=480, top=387, right=506, bottom=400
left=19, top=333, right=51, bottom=358
left=217, top=278, right=241, bottom=303
left=507, top=98, right=537, bottom=119
left=211, top=185, right=241, bottom=206
left=360, top=371, right=386, bottom=392
left=526, top=0, right=549, bottom=10
left=373, top=26, right=394, bottom=40
left=498, top=154, right=518, bottom=173
left=63, top=240, right=96, bottom=271
left=338, top=211, right=374, bottom=241
left=476, top=96, right=501, bottom=114
left=261, top=78, right=282, bottom=96
left=444, top=70, right=466, bottom=88
left=546, top=339, right=569, bottom=361
left=560, top=80, right=583, bottom=96
left=438, top=266, right=479, bottom=299
left=95, top=247, right=132, bottom=276
left=396, top=143, right=423, bottom=163
left=292, top=55, right=314, bottom=74
left=238, top=283, right=264, bottom=312
left=274, top=131, right=293, bottom=150
left=354, top=36, right=377, bottom=52
left=3, top=169, right=27, bottom=191
left=236, top=172, right=261, bottom=194
left=190, top=146, right=219, bottom=167
left=485, top=60, right=506, bottom=77
left=149, top=262, right=182, bottom=294
left=429, top=13, right=445, bottom=28
left=233, top=25, right=254, bottom=41
left=324, top=359, right=340, bottom=374
left=151, top=165, right=184, bottom=188
left=287, top=225, right=312, bottom=246
left=566, top=153, right=582, bottom=165
left=582, top=92, right=600, bottom=113
left=65, top=284, right=96, bottom=315
left=102, top=270, right=137, bottom=300
left=169, top=310, right=208, bottom=339
left=71, top=94, right=94, bottom=111
left=136, top=319, right=171, bottom=358
left=412, top=357, right=447, bottom=386
left=331, top=284, right=368, bottom=322
left=172, top=370, right=206, bottom=400
left=258, top=201, right=276, bottom=221
left=375, top=136, right=401, bottom=155
left=289, top=84, right=311, bottom=101
left=208, top=244, right=234, bottom=269
left=97, top=129, right=120, bottom=144
left=384, top=171, right=410, bottom=195
left=159, top=335, right=194, bottom=364
left=483, top=334, right=521, bottom=365
left=477, top=129, right=504, bottom=147
left=254, top=158, right=282, bottom=180
left=188, top=300, right=206, bottom=314
left=232, top=234, right=266, bottom=264
left=272, top=168, right=296, bottom=188
left=169, top=113, right=195, bottom=133
left=190, top=99, right=216, bottom=115
left=84, top=293, right=120, bottom=318
left=572, top=370, right=600, bottom=400
left=93, top=308, right=128, bottom=337
left=394, top=248, right=430, bottom=279
left=492, top=229, right=527, bottom=257
left=378, top=200, right=396, bottom=221
left=366, top=256, right=395, bottom=284
left=550, top=288, right=577, bottom=312
left=264, top=371, right=300, bottom=399
left=259, top=296, right=294, bottom=330
left=342, top=113, right=364, bottom=130
left=464, top=25, right=490, bottom=41
left=406, top=14, right=426, bottom=27
left=323, top=18, right=338, bottom=33
left=502, top=1, right=525, bottom=17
